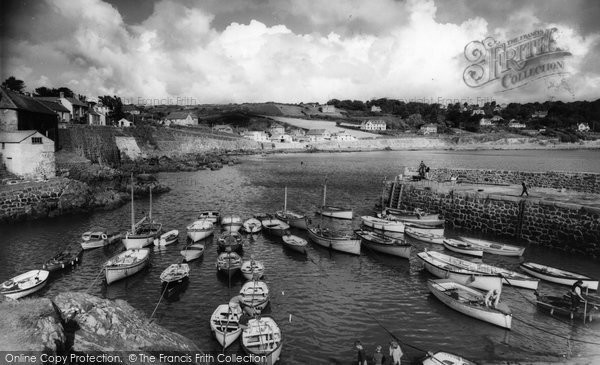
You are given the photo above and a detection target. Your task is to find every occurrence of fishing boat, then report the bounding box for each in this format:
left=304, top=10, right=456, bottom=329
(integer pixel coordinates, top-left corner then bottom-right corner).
left=354, top=229, right=411, bottom=259
left=198, top=211, right=220, bottom=224
left=307, top=226, right=361, bottom=255
left=275, top=186, right=307, bottom=229
left=361, top=216, right=405, bottom=233
left=459, top=237, right=525, bottom=257
left=154, top=230, right=179, bottom=247
left=385, top=208, right=444, bottom=227
left=242, top=218, right=262, bottom=233
left=221, top=215, right=243, bottom=232
left=0, top=270, right=49, bottom=299
left=210, top=303, right=243, bottom=349
left=282, top=234, right=308, bottom=254
left=520, top=262, right=598, bottom=290
left=405, top=227, right=444, bottom=244
left=241, top=317, right=282, bottom=365
left=180, top=243, right=205, bottom=262
left=315, top=181, right=353, bottom=220
left=218, top=232, right=244, bottom=252
left=428, top=250, right=539, bottom=290
left=239, top=280, right=270, bottom=312
left=104, top=248, right=150, bottom=285
left=442, top=238, right=484, bottom=257
left=80, top=230, right=121, bottom=250
left=421, top=351, right=478, bottom=365
left=42, top=247, right=83, bottom=272
left=417, top=250, right=503, bottom=292
left=402, top=224, right=445, bottom=236
left=262, top=218, right=290, bottom=237
left=187, top=219, right=214, bottom=242
left=241, top=259, right=265, bottom=280
left=216, top=251, right=243, bottom=277
left=160, top=263, right=190, bottom=284
left=428, top=279, right=512, bottom=329
left=123, top=180, right=162, bottom=249
left=534, top=292, right=600, bottom=321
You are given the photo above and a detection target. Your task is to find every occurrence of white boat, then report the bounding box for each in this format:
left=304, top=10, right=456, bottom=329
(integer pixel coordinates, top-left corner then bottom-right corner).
left=282, top=234, right=308, bottom=255
left=210, top=304, right=243, bottom=349
left=221, top=215, right=243, bottom=232
left=385, top=208, right=444, bottom=227
left=199, top=211, right=220, bottom=223
left=315, top=181, right=353, bottom=220
left=218, top=231, right=244, bottom=252
left=402, top=224, right=444, bottom=236
left=241, top=317, right=282, bottom=365
left=216, top=252, right=243, bottom=277
left=460, top=237, right=525, bottom=257
left=104, top=248, right=150, bottom=285
left=421, top=351, right=477, bottom=365
left=0, top=270, right=49, bottom=299
left=187, top=219, right=214, bottom=242
left=520, top=262, right=598, bottom=291
left=442, top=238, right=483, bottom=257
left=159, top=263, right=190, bottom=284
left=275, top=186, right=307, bottom=229
left=154, top=230, right=179, bottom=247
left=180, top=243, right=205, bottom=262
left=240, top=280, right=270, bottom=312
left=123, top=179, right=162, bottom=249
left=241, top=260, right=265, bottom=280
left=429, top=250, right=538, bottom=290
left=361, top=216, right=405, bottom=233
left=417, top=250, right=503, bottom=292
left=405, top=227, right=444, bottom=244
left=242, top=218, right=262, bottom=233
left=307, top=226, right=361, bottom=255
left=354, top=229, right=411, bottom=259
left=428, top=279, right=512, bottom=329
left=80, top=230, right=121, bottom=250
left=262, top=219, right=290, bottom=237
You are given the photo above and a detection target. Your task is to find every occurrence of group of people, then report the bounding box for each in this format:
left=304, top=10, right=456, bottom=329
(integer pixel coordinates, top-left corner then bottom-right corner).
left=355, top=340, right=403, bottom=365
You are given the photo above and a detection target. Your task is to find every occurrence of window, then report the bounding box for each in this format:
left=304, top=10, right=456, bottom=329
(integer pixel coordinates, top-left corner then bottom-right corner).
left=32, top=137, right=42, bottom=144
left=1, top=143, right=4, bottom=149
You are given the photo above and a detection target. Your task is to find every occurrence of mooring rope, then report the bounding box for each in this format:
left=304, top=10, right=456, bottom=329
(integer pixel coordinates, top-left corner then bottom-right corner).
left=85, top=267, right=105, bottom=293
left=149, top=283, right=170, bottom=320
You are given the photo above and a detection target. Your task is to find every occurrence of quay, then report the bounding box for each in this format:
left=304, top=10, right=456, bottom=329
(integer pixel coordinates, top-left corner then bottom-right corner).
left=387, top=168, right=600, bottom=257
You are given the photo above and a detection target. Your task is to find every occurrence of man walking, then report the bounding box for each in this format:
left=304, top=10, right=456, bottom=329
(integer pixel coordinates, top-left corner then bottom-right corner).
left=520, top=181, right=529, bottom=197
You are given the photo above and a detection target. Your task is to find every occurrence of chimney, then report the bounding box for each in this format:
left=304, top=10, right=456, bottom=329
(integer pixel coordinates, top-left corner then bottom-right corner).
left=59, top=92, right=64, bottom=99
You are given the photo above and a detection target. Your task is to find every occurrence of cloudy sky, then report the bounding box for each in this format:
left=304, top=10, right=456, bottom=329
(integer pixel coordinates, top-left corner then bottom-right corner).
left=1, top=0, right=599, bottom=104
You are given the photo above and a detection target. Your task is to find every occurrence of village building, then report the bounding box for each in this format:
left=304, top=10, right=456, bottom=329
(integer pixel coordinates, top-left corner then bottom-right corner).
left=508, top=121, right=526, bottom=128
left=479, top=118, right=494, bottom=127
left=122, top=105, right=140, bottom=115
left=471, top=109, right=485, bottom=116
left=36, top=92, right=88, bottom=122
left=271, top=134, right=293, bottom=143
left=420, top=123, right=438, bottom=135
left=306, top=129, right=330, bottom=142
left=117, top=118, right=134, bottom=128
left=0, top=130, right=56, bottom=179
left=578, top=123, right=591, bottom=132
left=36, top=99, right=70, bottom=127
left=288, top=128, right=305, bottom=137
left=214, top=125, right=234, bottom=134
left=370, top=105, right=382, bottom=113
left=165, top=111, right=198, bottom=126
left=490, top=115, right=503, bottom=123
left=360, top=120, right=386, bottom=131
left=321, top=105, right=336, bottom=113
left=268, top=123, right=285, bottom=136
left=242, top=131, right=269, bottom=142
left=330, top=130, right=356, bottom=141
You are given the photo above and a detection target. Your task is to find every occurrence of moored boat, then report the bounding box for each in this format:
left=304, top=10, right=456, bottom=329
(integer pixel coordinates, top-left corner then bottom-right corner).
left=275, top=186, right=307, bottom=229
left=402, top=224, right=444, bottom=236
left=421, top=351, right=478, bottom=365
left=361, top=216, right=405, bottom=233
left=221, top=215, right=243, bottom=232
left=442, top=238, right=483, bottom=257
left=460, top=237, right=525, bottom=257
left=104, top=248, right=150, bottom=285
left=535, top=292, right=600, bottom=321
left=180, top=243, right=205, bottom=262
left=241, top=259, right=265, bottom=280
left=315, top=181, right=352, bottom=220
left=417, top=250, right=503, bottom=292
left=307, top=226, right=361, bottom=255
left=210, top=303, right=243, bottom=349
left=242, top=218, right=262, bottom=234
left=241, top=317, right=282, bottom=365
left=218, top=231, right=244, bottom=252
left=123, top=180, right=162, bottom=249
left=520, top=262, right=598, bottom=291
left=405, top=227, right=444, bottom=244
left=159, top=263, right=190, bottom=284
left=282, top=234, right=308, bottom=255
left=354, top=229, right=411, bottom=259
left=428, top=279, right=512, bottom=329
left=239, top=280, right=270, bottom=312
left=0, top=270, right=49, bottom=299
left=199, top=211, right=220, bottom=224
left=42, top=247, right=83, bottom=272
left=187, top=219, right=214, bottom=242
left=262, top=219, right=290, bottom=237
left=154, top=230, right=179, bottom=246
left=216, top=251, right=243, bottom=277
left=80, top=230, right=121, bottom=250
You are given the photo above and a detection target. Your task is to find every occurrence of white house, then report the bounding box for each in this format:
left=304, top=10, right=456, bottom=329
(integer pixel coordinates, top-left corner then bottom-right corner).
left=271, top=134, right=293, bottom=143
left=122, top=105, right=140, bottom=115
left=371, top=105, right=382, bottom=113
left=360, top=120, right=386, bottom=131
left=268, top=124, right=285, bottom=136
left=306, top=129, right=330, bottom=142
left=330, top=130, right=356, bottom=141
left=243, top=131, right=269, bottom=142
left=531, top=110, right=548, bottom=118
left=479, top=118, right=494, bottom=126
left=420, top=123, right=438, bottom=134
left=321, top=105, right=336, bottom=113
left=0, top=130, right=56, bottom=179
left=578, top=123, right=591, bottom=132
left=166, top=111, right=198, bottom=126
left=490, top=115, right=503, bottom=123
left=508, top=121, right=526, bottom=128
left=118, top=118, right=134, bottom=127
left=471, top=109, right=485, bottom=116
left=214, top=125, right=234, bottom=134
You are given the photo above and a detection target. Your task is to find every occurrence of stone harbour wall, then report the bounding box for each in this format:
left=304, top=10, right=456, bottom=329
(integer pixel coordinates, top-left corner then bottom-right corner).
left=392, top=183, right=600, bottom=257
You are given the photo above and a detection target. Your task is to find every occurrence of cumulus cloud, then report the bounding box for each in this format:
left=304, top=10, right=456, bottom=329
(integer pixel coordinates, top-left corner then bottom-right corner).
left=1, top=0, right=598, bottom=103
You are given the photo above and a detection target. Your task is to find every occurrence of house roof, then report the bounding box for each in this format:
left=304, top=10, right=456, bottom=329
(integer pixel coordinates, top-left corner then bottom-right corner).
left=269, top=123, right=283, bottom=128
left=0, top=130, right=41, bottom=143
left=306, top=129, right=326, bottom=135
left=36, top=99, right=70, bottom=113
left=214, top=124, right=232, bottom=129
left=0, top=88, right=56, bottom=115
left=166, top=111, right=195, bottom=119
left=421, top=123, right=437, bottom=128
left=67, top=97, right=88, bottom=107
left=118, top=118, right=133, bottom=123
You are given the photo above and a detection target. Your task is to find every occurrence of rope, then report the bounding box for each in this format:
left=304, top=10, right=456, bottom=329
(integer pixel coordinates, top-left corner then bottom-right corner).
left=149, top=283, right=170, bottom=320
left=85, top=267, right=105, bottom=293
left=512, top=316, right=600, bottom=345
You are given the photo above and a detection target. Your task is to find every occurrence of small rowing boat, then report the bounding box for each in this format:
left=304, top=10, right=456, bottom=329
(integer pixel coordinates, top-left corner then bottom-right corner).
left=187, top=219, right=214, bottom=242
left=421, top=351, right=478, bottom=365
left=221, top=215, right=243, bottom=232
left=520, top=262, right=598, bottom=291
left=210, top=303, right=243, bottom=349
left=242, top=218, right=262, bottom=234
left=180, top=243, right=205, bottom=262
left=240, top=259, right=265, bottom=281
left=405, top=227, right=444, bottom=244
left=42, top=247, right=83, bottom=272
left=354, top=229, right=411, bottom=259
left=262, top=218, right=290, bottom=237
left=154, top=229, right=179, bottom=246
left=443, top=238, right=483, bottom=257
left=460, top=237, right=525, bottom=257
left=104, top=248, right=150, bottom=285
left=216, top=251, right=243, bottom=277
left=239, top=280, right=270, bottom=312
left=0, top=270, right=49, bottom=299
left=80, top=230, right=121, bottom=250
left=199, top=210, right=220, bottom=223
left=282, top=234, right=308, bottom=254
left=361, top=216, right=405, bottom=233
left=218, top=232, right=244, bottom=252
left=159, top=263, right=190, bottom=284
left=307, top=226, right=361, bottom=255
left=241, top=317, right=282, bottom=365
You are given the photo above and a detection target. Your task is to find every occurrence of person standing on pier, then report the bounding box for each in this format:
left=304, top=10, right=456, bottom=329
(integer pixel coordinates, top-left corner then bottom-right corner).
left=354, top=341, right=368, bottom=365
left=389, top=340, right=403, bottom=365
left=520, top=181, right=529, bottom=197
left=569, top=280, right=586, bottom=310
left=372, top=345, right=384, bottom=365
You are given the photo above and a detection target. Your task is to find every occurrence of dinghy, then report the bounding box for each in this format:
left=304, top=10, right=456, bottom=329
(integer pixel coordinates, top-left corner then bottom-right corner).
left=315, top=181, right=352, bottom=220
left=535, top=292, right=600, bottom=321
left=216, top=251, right=243, bottom=277
left=43, top=247, right=83, bottom=272
left=428, top=279, right=512, bottom=329
left=242, top=218, right=262, bottom=234
left=80, top=230, right=121, bottom=250
left=402, top=224, right=444, bottom=236
left=221, top=215, right=243, bottom=232
left=154, top=230, right=179, bottom=246
left=261, top=219, right=290, bottom=237
left=0, top=270, right=49, bottom=299
left=241, top=259, right=265, bottom=281
left=282, top=234, right=308, bottom=255
left=210, top=303, right=243, bottom=349
left=421, top=351, right=478, bottom=365
left=218, top=232, right=244, bottom=252
left=241, top=317, right=282, bottom=365
left=442, top=238, right=483, bottom=257
left=354, top=229, right=411, bottom=259
left=187, top=219, right=214, bottom=242
left=405, top=227, right=444, bottom=244
left=198, top=210, right=220, bottom=223
left=123, top=181, right=162, bottom=249
left=361, top=216, right=405, bottom=233
left=520, top=262, right=598, bottom=290
left=460, top=237, right=525, bottom=257
left=385, top=208, right=444, bottom=227
left=104, top=248, right=150, bottom=285
left=275, top=186, right=308, bottom=229
left=180, top=243, right=205, bottom=262
left=240, top=280, right=270, bottom=312
left=307, top=226, right=361, bottom=255
left=159, top=263, right=190, bottom=284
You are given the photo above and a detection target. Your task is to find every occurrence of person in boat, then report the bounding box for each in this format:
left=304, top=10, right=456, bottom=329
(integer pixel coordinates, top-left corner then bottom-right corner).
left=520, top=181, right=529, bottom=197
left=484, top=289, right=500, bottom=308
left=354, top=341, right=367, bottom=365
left=228, top=302, right=249, bottom=330
left=372, top=345, right=384, bottom=365
left=389, top=340, right=403, bottom=365
left=569, top=280, right=586, bottom=310
left=418, top=161, right=426, bottom=179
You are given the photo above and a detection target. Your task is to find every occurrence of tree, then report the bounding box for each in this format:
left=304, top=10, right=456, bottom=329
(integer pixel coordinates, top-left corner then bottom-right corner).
left=34, top=86, right=75, bottom=97
left=2, top=76, right=26, bottom=93
left=99, top=95, right=125, bottom=124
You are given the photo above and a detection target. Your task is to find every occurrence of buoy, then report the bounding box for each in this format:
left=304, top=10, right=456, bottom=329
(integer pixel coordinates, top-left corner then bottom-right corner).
left=61, top=263, right=65, bottom=269
left=289, top=314, right=292, bottom=322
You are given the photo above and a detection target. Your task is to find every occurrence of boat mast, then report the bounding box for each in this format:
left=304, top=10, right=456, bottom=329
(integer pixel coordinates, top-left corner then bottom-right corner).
left=149, top=185, right=153, bottom=222
left=284, top=186, right=287, bottom=213
left=322, top=179, right=327, bottom=207
left=130, top=173, right=135, bottom=234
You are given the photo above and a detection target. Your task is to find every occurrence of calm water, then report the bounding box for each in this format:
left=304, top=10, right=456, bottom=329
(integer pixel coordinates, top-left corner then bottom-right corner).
left=2, top=149, right=600, bottom=364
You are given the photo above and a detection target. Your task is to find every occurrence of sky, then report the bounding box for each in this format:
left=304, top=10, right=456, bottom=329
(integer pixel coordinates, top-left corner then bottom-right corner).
left=1, top=0, right=599, bottom=104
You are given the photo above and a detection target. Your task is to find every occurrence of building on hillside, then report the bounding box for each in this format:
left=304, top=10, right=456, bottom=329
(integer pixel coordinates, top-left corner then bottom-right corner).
left=330, top=130, right=356, bottom=141
left=306, top=129, right=330, bottom=142
left=117, top=118, right=134, bottom=127
left=165, top=111, right=198, bottom=126
left=36, top=92, right=88, bottom=122
left=36, top=99, right=70, bottom=127
left=490, top=115, right=503, bottom=123
left=271, top=134, right=293, bottom=143
left=88, top=109, right=102, bottom=126
left=493, top=106, right=502, bottom=113
left=1, top=88, right=59, bottom=150
left=122, top=105, right=140, bottom=115
left=578, top=123, right=591, bottom=132
left=288, top=128, right=305, bottom=137
left=268, top=123, right=285, bottom=136
left=0, top=130, right=56, bottom=179
left=531, top=110, right=548, bottom=118
left=471, top=109, right=485, bottom=116
left=419, top=123, right=438, bottom=134
left=370, top=105, right=382, bottom=113
left=360, top=120, right=386, bottom=131
left=243, top=131, right=269, bottom=142
left=214, top=125, right=234, bottom=134
left=479, top=118, right=494, bottom=127
left=321, top=105, right=336, bottom=113
left=508, top=121, right=526, bottom=128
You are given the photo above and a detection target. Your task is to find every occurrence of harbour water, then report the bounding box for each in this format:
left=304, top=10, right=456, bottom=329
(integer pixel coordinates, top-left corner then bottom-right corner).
left=2, top=149, right=600, bottom=364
